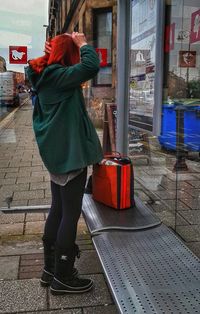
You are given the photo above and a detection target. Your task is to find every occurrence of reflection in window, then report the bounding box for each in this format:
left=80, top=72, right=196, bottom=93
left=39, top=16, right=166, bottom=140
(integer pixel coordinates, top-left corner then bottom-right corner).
left=129, top=0, right=157, bottom=131
left=93, top=9, right=112, bottom=86
left=164, top=0, right=200, bottom=102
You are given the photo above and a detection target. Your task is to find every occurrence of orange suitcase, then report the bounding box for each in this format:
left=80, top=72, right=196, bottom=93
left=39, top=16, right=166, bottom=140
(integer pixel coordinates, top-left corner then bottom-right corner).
left=92, top=154, right=134, bottom=209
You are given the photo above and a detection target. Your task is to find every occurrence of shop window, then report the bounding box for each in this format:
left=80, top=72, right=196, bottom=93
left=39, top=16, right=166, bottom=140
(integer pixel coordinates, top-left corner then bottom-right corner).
left=129, top=0, right=158, bottom=132
left=93, top=9, right=112, bottom=86
left=163, top=0, right=200, bottom=101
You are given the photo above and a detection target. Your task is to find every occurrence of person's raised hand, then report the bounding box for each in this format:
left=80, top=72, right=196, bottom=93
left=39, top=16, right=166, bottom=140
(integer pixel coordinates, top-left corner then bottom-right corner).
left=44, top=41, right=52, bottom=54
left=71, top=32, right=87, bottom=48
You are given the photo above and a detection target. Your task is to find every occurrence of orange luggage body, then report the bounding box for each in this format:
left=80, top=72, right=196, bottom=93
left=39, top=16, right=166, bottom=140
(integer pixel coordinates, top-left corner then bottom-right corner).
left=92, top=156, right=134, bottom=210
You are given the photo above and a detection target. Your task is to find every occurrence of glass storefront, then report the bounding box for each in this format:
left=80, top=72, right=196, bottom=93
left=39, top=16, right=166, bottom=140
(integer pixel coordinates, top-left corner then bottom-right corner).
left=129, top=0, right=200, bottom=256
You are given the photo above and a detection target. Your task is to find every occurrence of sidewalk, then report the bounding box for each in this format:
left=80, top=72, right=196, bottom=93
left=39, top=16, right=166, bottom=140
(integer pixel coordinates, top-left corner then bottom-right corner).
left=0, top=212, right=117, bottom=313
left=0, top=100, right=117, bottom=313
left=0, top=100, right=199, bottom=313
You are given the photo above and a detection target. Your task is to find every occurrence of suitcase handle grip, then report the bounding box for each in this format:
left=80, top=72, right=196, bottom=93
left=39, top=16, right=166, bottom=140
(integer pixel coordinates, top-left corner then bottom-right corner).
left=104, top=151, right=121, bottom=158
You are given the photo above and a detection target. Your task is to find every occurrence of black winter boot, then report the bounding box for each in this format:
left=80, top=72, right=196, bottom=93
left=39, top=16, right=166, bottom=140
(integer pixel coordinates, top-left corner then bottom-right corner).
left=50, top=245, right=93, bottom=294
left=40, top=238, right=55, bottom=287
left=41, top=238, right=78, bottom=287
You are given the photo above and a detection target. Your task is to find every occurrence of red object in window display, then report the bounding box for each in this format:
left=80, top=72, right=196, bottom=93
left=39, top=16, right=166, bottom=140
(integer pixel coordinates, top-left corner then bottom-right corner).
left=9, top=46, right=27, bottom=64
left=164, top=23, right=175, bottom=53
left=190, top=9, right=200, bottom=43
left=95, top=48, right=108, bottom=67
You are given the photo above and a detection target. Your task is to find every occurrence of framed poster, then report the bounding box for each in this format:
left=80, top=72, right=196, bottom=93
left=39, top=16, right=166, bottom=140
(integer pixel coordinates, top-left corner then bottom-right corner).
left=179, top=51, right=196, bottom=68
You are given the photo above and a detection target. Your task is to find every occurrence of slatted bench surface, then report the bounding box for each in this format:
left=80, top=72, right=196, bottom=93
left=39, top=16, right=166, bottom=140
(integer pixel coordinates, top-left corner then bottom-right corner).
left=82, top=194, right=161, bottom=234
left=92, top=225, right=200, bottom=314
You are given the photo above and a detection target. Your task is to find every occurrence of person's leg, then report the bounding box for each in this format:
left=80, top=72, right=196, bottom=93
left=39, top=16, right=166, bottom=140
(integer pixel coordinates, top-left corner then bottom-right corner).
left=43, top=181, right=62, bottom=242
left=41, top=181, right=62, bottom=287
left=51, top=168, right=93, bottom=294
left=56, top=168, right=87, bottom=249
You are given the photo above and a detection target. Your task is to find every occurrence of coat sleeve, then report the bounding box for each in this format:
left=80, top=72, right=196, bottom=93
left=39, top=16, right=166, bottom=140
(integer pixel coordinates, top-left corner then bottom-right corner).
left=55, top=45, right=100, bottom=89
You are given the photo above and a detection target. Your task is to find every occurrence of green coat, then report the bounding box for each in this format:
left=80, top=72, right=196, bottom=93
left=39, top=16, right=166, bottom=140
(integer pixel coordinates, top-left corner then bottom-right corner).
left=27, top=45, right=103, bottom=174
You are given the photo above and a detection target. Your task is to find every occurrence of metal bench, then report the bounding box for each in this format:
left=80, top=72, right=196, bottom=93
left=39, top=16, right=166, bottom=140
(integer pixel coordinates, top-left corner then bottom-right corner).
left=82, top=194, right=200, bottom=313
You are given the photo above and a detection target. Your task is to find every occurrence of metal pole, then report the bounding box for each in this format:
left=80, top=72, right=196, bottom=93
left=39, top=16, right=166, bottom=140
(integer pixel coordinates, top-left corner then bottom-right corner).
left=116, top=0, right=131, bottom=155
left=153, top=0, right=165, bottom=136
left=0, top=205, right=50, bottom=213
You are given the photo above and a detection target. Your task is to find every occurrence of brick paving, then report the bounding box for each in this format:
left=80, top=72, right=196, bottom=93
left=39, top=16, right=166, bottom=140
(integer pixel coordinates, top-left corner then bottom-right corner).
left=0, top=100, right=199, bottom=313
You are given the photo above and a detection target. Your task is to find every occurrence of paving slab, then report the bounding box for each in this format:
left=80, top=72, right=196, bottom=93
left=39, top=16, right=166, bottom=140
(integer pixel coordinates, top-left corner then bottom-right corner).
left=160, top=181, right=194, bottom=191
left=166, top=172, right=199, bottom=181
left=141, top=167, right=169, bottom=176
left=187, top=242, right=200, bottom=259
left=7, top=199, right=28, bottom=207
left=186, top=188, right=200, bottom=197
left=6, top=172, right=31, bottom=179
left=83, top=304, right=118, bottom=314
left=188, top=180, right=200, bottom=188
left=155, top=190, right=193, bottom=200
left=28, top=198, right=51, bottom=206
left=151, top=199, right=190, bottom=212
left=25, top=310, right=82, bottom=314
left=0, top=178, right=17, bottom=185
left=181, top=198, right=200, bottom=210
left=19, top=166, right=43, bottom=173
left=77, top=217, right=89, bottom=236
left=0, top=223, right=24, bottom=236
left=176, top=225, right=200, bottom=242
left=0, top=238, right=43, bottom=256
left=0, top=183, right=30, bottom=193
left=77, top=244, right=94, bottom=250
left=0, top=213, right=25, bottom=224
left=75, top=250, right=103, bottom=274
left=16, top=176, right=45, bottom=184
left=30, top=181, right=50, bottom=190
left=134, top=190, right=151, bottom=201
left=13, top=190, right=44, bottom=201
left=155, top=211, right=188, bottom=228
left=25, top=221, right=45, bottom=235
left=0, top=279, right=47, bottom=313
left=0, top=167, right=19, bottom=173
left=25, top=213, right=45, bottom=222
left=0, top=256, right=20, bottom=280
left=179, top=210, right=200, bottom=225
left=49, top=274, right=112, bottom=310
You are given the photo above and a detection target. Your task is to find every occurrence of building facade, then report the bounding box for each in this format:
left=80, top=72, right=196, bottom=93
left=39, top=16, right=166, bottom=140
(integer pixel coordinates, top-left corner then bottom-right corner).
left=48, top=0, right=117, bottom=127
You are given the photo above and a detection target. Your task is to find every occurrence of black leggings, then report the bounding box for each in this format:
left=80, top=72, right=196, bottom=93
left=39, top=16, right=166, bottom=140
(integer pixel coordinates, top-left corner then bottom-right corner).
left=43, top=168, right=87, bottom=249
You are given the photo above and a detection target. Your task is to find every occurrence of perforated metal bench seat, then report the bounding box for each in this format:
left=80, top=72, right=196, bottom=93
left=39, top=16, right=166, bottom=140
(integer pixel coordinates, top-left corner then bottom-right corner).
left=93, top=225, right=200, bottom=313
left=82, top=195, right=200, bottom=313
left=82, top=194, right=161, bottom=234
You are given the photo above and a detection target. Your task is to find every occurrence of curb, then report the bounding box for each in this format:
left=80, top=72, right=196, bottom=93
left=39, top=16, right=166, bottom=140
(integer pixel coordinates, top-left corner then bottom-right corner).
left=0, top=96, right=30, bottom=135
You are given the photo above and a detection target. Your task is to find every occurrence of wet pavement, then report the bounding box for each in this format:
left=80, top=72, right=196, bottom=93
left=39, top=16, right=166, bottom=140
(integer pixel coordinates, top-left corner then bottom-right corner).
left=0, top=100, right=199, bottom=313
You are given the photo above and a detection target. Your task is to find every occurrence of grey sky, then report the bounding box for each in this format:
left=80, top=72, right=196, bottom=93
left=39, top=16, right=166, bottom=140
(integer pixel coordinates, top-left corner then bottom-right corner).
left=0, top=0, right=49, bottom=73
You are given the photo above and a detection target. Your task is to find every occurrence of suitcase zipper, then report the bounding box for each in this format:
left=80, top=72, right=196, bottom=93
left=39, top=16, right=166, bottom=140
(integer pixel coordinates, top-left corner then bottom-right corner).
left=117, top=165, right=121, bottom=209
left=122, top=165, right=127, bottom=208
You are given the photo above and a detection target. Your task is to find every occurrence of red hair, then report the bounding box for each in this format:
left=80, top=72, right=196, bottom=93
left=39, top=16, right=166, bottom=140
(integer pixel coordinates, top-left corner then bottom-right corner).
left=29, top=34, right=80, bottom=74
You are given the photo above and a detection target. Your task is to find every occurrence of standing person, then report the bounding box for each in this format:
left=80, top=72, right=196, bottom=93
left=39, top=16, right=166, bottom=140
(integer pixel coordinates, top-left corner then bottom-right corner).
left=29, top=87, right=37, bottom=107
left=27, top=32, right=103, bottom=295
